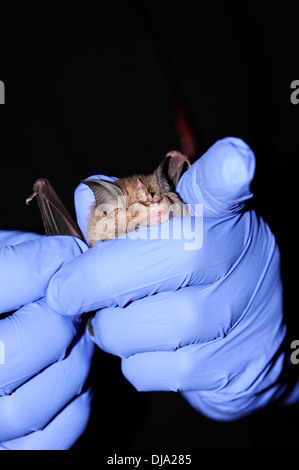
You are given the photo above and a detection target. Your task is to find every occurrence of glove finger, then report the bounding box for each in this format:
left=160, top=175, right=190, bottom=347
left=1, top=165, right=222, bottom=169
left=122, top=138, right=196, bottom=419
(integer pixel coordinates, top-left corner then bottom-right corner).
left=0, top=332, right=93, bottom=441
left=177, top=137, right=255, bottom=215
left=0, top=299, right=76, bottom=392
left=0, top=231, right=41, bottom=248
left=74, top=175, right=117, bottom=242
left=121, top=310, right=286, bottom=394
left=121, top=343, right=221, bottom=393
left=0, top=390, right=92, bottom=450
left=90, top=285, right=237, bottom=357
left=0, top=235, right=86, bottom=314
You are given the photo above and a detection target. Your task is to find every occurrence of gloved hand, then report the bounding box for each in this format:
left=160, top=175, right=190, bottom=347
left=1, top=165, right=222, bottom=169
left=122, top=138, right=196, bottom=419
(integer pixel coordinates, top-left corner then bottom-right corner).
left=0, top=232, right=94, bottom=449
left=46, top=137, right=294, bottom=421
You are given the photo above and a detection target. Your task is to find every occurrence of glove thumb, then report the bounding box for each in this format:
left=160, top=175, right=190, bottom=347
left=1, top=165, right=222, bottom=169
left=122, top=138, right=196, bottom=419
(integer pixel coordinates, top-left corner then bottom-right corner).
left=177, top=137, right=256, bottom=216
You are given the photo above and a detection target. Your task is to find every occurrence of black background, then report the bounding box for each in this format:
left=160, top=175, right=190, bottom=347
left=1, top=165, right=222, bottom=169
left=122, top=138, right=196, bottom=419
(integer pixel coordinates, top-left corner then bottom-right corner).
left=0, top=1, right=299, bottom=450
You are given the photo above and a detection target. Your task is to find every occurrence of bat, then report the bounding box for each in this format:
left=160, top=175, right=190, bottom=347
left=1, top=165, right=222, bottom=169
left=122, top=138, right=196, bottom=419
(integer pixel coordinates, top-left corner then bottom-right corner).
left=26, top=150, right=191, bottom=244
left=26, top=150, right=191, bottom=334
left=83, top=151, right=191, bottom=246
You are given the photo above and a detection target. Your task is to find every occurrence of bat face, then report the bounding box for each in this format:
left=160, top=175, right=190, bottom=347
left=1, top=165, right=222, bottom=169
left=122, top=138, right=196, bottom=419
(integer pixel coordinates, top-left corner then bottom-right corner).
left=125, top=176, right=176, bottom=226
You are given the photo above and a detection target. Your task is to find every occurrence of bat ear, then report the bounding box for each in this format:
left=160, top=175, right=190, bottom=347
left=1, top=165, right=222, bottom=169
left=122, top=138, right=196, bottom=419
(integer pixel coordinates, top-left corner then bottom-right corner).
left=81, top=179, right=126, bottom=210
left=156, top=150, right=191, bottom=190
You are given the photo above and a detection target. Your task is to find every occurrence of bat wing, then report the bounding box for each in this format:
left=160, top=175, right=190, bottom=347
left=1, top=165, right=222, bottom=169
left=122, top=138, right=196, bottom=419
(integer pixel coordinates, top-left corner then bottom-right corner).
left=26, top=178, right=84, bottom=240
left=156, top=150, right=191, bottom=190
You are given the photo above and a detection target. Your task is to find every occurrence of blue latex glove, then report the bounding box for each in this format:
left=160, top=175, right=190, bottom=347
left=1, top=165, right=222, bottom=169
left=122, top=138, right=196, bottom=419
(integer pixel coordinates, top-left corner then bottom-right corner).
left=0, top=232, right=94, bottom=449
left=46, top=137, right=295, bottom=421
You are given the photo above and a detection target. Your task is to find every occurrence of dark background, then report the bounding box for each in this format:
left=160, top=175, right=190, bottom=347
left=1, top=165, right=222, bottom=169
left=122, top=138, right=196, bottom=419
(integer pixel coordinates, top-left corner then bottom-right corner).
left=0, top=0, right=299, bottom=450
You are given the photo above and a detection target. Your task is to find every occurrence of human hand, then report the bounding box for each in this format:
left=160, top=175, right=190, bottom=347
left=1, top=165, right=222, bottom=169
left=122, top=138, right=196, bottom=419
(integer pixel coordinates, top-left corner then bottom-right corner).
left=46, top=137, right=290, bottom=421
left=0, top=232, right=94, bottom=449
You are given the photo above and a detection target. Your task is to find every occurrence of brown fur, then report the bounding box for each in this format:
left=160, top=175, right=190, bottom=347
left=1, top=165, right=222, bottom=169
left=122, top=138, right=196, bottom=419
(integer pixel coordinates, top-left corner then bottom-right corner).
left=87, top=173, right=189, bottom=247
